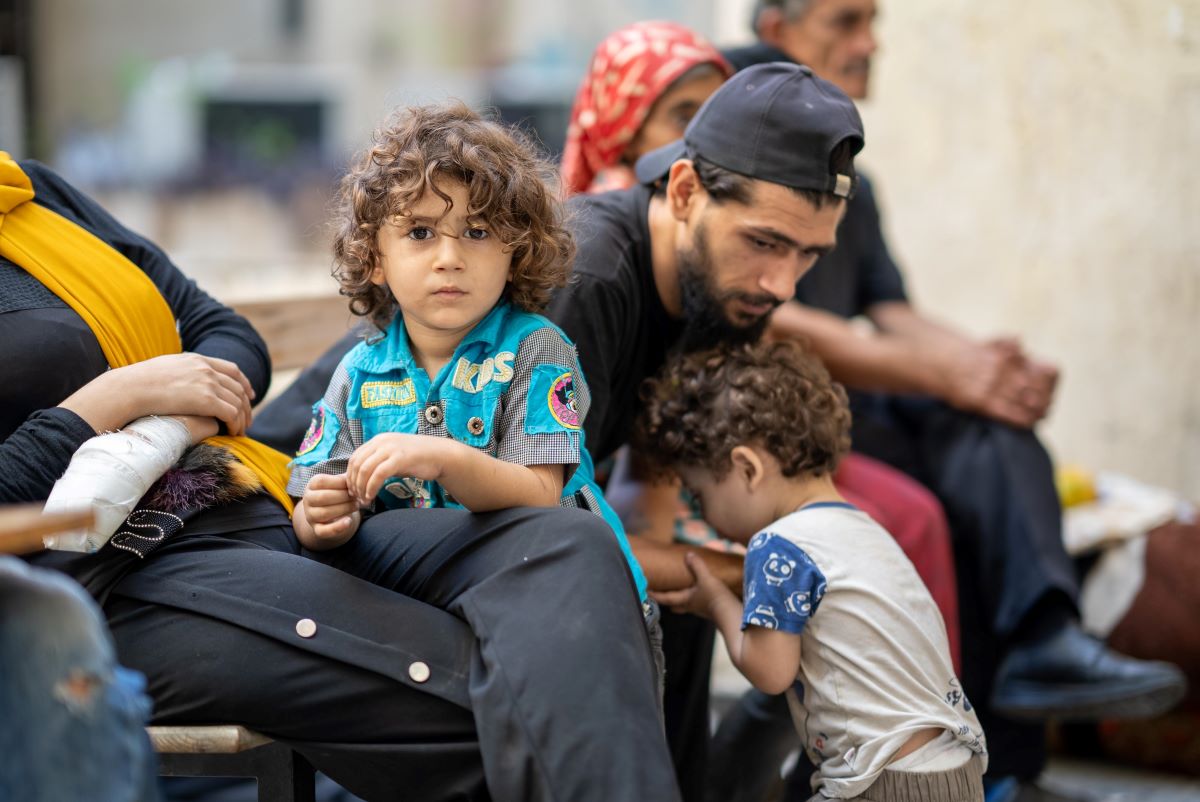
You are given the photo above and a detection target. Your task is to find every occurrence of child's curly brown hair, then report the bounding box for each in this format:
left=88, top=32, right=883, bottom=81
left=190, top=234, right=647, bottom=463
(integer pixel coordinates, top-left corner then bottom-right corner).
left=332, top=101, right=575, bottom=329
left=635, top=340, right=852, bottom=480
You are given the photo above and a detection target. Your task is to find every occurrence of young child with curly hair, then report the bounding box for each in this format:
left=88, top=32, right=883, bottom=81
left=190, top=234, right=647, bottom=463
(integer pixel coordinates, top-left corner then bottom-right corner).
left=287, top=102, right=647, bottom=604
left=637, top=341, right=986, bottom=802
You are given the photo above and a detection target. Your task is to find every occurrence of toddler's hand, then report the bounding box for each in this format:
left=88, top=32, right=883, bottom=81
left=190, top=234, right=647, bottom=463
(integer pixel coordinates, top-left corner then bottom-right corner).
left=652, top=552, right=733, bottom=620
left=302, top=473, right=361, bottom=542
left=346, top=433, right=456, bottom=507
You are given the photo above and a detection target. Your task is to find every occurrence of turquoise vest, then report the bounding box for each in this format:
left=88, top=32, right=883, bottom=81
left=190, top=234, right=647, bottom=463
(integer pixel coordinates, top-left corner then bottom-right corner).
left=310, top=303, right=647, bottom=599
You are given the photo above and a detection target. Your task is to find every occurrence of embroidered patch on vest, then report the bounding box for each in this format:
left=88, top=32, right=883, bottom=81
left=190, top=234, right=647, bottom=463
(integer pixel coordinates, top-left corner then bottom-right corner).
left=291, top=401, right=342, bottom=467
left=547, top=372, right=581, bottom=430
left=526, top=363, right=583, bottom=435
left=297, top=405, right=326, bottom=456
left=451, top=352, right=515, bottom=394
left=361, top=379, right=416, bottom=408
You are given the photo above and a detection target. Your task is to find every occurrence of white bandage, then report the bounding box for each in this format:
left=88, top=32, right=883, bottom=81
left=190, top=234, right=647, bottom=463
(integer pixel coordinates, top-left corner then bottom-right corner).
left=42, top=416, right=191, bottom=553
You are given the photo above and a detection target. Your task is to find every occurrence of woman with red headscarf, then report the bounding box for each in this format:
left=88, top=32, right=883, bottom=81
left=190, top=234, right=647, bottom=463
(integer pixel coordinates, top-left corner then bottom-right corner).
left=562, top=21, right=732, bottom=196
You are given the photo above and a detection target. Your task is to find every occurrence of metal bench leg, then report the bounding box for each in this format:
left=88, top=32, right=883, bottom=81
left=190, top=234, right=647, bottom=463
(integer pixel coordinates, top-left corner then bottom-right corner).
left=252, top=741, right=316, bottom=802
left=156, top=742, right=315, bottom=802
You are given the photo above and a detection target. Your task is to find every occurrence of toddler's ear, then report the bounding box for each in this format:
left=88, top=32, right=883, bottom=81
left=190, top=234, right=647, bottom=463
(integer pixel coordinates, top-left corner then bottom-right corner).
left=730, top=445, right=766, bottom=490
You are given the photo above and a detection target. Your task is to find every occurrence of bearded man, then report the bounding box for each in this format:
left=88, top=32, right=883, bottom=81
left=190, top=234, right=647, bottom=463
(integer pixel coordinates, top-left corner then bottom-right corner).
left=543, top=62, right=864, bottom=795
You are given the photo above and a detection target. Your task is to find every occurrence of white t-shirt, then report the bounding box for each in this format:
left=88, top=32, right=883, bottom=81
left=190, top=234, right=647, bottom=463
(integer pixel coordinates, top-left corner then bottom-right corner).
left=741, top=503, right=987, bottom=799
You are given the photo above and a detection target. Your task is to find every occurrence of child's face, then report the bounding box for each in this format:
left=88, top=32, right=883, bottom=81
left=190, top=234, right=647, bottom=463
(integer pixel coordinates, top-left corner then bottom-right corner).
left=373, top=179, right=513, bottom=339
left=678, top=464, right=777, bottom=544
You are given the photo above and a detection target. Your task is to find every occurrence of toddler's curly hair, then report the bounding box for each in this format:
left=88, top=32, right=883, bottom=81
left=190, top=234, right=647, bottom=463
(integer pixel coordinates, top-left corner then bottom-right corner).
left=635, top=341, right=851, bottom=480
left=332, top=102, right=574, bottom=329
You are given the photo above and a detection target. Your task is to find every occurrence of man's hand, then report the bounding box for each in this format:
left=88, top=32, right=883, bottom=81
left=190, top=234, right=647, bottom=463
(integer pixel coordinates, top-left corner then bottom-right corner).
left=299, top=473, right=361, bottom=542
left=857, top=302, right=1060, bottom=429
left=345, top=433, right=458, bottom=507
left=1015, top=347, right=1060, bottom=420
left=652, top=551, right=740, bottom=619
left=939, top=337, right=1059, bottom=428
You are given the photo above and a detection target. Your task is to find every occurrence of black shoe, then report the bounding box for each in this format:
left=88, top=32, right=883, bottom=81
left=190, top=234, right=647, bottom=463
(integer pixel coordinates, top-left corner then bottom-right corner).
left=990, top=622, right=1187, bottom=721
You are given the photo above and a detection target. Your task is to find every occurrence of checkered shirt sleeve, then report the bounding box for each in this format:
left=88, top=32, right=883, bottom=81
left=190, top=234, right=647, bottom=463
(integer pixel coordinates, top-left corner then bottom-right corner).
left=285, top=363, right=363, bottom=497
left=494, top=327, right=588, bottom=481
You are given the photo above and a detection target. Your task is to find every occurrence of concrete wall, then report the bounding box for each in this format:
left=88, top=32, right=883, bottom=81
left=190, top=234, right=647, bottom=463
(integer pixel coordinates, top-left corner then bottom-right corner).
left=717, top=0, right=1200, bottom=498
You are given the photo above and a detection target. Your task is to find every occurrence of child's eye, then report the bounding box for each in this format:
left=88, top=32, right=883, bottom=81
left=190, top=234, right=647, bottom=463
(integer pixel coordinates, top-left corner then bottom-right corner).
left=408, top=226, right=434, bottom=241
left=464, top=227, right=490, bottom=241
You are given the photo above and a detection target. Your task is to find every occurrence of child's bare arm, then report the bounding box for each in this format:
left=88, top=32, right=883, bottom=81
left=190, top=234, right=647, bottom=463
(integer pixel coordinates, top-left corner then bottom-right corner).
left=736, top=627, right=804, bottom=695
left=437, top=449, right=563, bottom=511
left=655, top=552, right=803, bottom=695
left=345, top=432, right=563, bottom=512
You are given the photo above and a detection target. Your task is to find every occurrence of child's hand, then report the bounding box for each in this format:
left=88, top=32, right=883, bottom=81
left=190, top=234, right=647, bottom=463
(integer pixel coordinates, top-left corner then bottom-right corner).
left=346, top=433, right=458, bottom=507
left=301, top=473, right=361, bottom=543
left=652, top=551, right=737, bottom=620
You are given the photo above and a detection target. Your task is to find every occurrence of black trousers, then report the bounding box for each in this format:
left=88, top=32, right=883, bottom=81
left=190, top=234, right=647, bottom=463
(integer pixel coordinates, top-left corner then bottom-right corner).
left=848, top=392, right=1080, bottom=779
left=660, top=609, right=717, bottom=802
left=101, top=505, right=677, bottom=802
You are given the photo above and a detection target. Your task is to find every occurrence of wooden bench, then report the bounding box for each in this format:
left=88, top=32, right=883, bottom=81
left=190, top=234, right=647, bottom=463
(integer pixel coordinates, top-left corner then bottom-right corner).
left=149, top=725, right=315, bottom=802
left=0, top=505, right=94, bottom=555
left=232, top=294, right=356, bottom=372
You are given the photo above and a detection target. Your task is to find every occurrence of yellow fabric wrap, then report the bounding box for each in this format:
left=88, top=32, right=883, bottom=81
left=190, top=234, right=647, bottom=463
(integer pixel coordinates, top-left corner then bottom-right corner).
left=0, top=152, right=293, bottom=515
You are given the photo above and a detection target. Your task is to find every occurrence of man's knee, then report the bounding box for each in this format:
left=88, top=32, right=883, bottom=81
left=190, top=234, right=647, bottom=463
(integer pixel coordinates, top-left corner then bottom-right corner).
left=500, top=506, right=637, bottom=597
left=502, top=505, right=621, bottom=554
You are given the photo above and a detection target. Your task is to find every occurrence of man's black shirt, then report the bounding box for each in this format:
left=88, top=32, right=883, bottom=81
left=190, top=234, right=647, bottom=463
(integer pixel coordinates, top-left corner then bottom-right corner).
left=546, top=186, right=684, bottom=463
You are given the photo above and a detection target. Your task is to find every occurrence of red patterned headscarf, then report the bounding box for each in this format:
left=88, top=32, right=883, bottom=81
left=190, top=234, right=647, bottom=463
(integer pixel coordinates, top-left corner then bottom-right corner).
left=561, top=21, right=732, bottom=197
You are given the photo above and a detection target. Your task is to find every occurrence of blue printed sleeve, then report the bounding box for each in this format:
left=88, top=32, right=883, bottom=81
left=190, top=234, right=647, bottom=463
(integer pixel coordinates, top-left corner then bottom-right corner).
left=741, top=532, right=827, bottom=634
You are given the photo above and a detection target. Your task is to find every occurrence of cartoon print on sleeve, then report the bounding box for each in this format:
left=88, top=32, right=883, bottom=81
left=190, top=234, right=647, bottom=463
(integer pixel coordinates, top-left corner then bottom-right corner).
left=548, top=371, right=581, bottom=429
left=527, top=363, right=584, bottom=434
left=742, top=533, right=827, bottom=634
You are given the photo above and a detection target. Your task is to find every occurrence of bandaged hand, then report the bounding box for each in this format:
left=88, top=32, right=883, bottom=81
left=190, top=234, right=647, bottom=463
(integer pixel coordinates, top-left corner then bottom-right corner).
left=42, top=415, right=192, bottom=552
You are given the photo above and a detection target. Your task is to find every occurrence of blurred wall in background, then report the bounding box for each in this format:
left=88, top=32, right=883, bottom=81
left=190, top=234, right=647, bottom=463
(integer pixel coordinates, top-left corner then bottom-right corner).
left=716, top=0, right=1200, bottom=499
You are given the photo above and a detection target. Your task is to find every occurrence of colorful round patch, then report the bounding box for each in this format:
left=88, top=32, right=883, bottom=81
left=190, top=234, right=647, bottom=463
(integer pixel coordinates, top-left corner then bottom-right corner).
left=296, top=406, right=326, bottom=456
left=547, top=372, right=581, bottom=430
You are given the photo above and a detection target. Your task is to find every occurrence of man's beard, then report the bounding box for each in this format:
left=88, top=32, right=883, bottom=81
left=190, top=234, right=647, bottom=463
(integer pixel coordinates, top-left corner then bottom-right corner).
left=675, top=222, right=780, bottom=354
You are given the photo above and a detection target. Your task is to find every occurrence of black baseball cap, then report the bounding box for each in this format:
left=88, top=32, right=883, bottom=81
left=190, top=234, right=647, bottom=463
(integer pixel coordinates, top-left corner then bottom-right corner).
left=634, top=62, right=865, bottom=199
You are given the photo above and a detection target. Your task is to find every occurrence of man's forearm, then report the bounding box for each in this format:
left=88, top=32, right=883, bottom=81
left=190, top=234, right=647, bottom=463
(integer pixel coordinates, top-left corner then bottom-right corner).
left=608, top=460, right=745, bottom=594
left=768, top=301, right=943, bottom=395
left=772, top=300, right=1056, bottom=427
left=630, top=538, right=744, bottom=594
